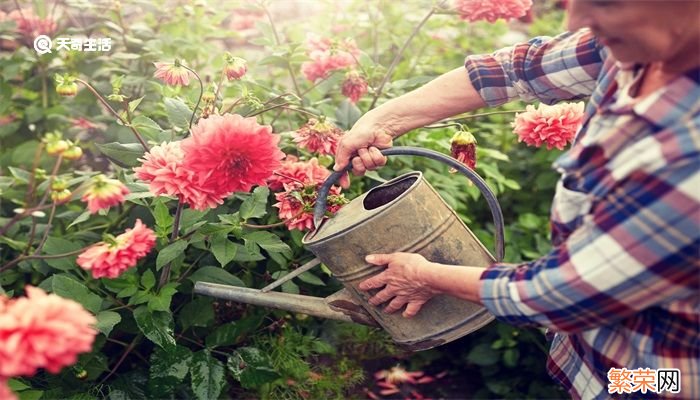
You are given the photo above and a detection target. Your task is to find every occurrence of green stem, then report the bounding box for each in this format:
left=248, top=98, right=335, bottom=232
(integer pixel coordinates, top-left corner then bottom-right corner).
left=75, top=79, right=149, bottom=151
left=0, top=247, right=87, bottom=273
left=180, top=64, right=204, bottom=131
left=158, top=200, right=184, bottom=289
left=370, top=7, right=435, bottom=109
left=260, top=1, right=303, bottom=99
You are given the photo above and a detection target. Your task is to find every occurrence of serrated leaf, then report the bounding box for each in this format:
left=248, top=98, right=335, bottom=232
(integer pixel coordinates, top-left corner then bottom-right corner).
left=227, top=347, right=280, bottom=389
left=51, top=275, right=102, bottom=314
left=210, top=235, right=237, bottom=267
left=95, top=311, right=122, bottom=336
left=240, top=186, right=269, bottom=220
left=243, top=231, right=290, bottom=254
left=148, top=345, right=193, bottom=397
left=148, top=289, right=175, bottom=312
left=152, top=200, right=173, bottom=230
left=156, top=240, right=189, bottom=270
left=134, top=306, right=176, bottom=349
left=187, top=266, right=244, bottom=287
left=191, top=350, right=225, bottom=400
left=141, top=269, right=156, bottom=290
left=96, top=142, right=145, bottom=168
left=164, top=97, right=192, bottom=130
left=205, top=324, right=241, bottom=348
left=334, top=99, right=361, bottom=130
left=131, top=115, right=164, bottom=142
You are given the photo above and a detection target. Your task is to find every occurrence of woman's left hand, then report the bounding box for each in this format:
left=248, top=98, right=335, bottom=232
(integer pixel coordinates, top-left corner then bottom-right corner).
left=358, top=252, right=441, bottom=318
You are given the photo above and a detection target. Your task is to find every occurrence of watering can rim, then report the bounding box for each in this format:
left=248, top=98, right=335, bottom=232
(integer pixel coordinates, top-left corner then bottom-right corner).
left=302, top=170, right=424, bottom=245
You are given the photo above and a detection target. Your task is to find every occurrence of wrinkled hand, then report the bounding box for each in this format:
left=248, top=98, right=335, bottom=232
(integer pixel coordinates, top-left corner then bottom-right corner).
left=358, top=252, right=440, bottom=318
left=333, top=119, right=394, bottom=176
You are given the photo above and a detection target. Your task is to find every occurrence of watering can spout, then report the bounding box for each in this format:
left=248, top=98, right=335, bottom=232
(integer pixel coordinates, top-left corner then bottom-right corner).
left=193, top=282, right=378, bottom=327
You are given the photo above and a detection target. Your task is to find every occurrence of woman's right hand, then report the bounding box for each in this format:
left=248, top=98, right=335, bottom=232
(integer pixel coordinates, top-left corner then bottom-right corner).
left=333, top=116, right=395, bottom=176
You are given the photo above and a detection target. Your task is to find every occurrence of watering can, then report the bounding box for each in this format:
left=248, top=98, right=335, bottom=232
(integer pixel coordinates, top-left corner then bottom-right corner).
left=194, top=147, right=505, bottom=351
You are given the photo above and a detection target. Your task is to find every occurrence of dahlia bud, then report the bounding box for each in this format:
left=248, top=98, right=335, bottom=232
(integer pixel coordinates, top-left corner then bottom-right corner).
left=223, top=54, right=247, bottom=80
left=341, top=70, right=368, bottom=103
left=55, top=74, right=79, bottom=97
left=202, top=91, right=216, bottom=103
left=46, top=139, right=70, bottom=156
left=51, top=178, right=68, bottom=191
left=449, top=129, right=477, bottom=173
left=51, top=189, right=72, bottom=204
left=63, top=145, right=83, bottom=160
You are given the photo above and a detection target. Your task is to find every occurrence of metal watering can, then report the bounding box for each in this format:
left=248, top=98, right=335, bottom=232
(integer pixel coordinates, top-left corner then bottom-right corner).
left=194, top=147, right=505, bottom=351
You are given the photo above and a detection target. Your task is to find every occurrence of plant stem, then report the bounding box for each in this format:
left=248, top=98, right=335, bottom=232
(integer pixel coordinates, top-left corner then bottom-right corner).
left=260, top=1, right=302, bottom=99
left=158, top=200, right=184, bottom=289
left=180, top=64, right=204, bottom=131
left=220, top=97, right=243, bottom=115
left=0, top=204, right=54, bottom=237
left=31, top=201, right=57, bottom=256
left=245, top=102, right=290, bottom=117
left=98, top=335, right=142, bottom=385
left=441, top=109, right=525, bottom=123
left=370, top=7, right=435, bottom=109
left=0, top=247, right=87, bottom=273
left=75, top=78, right=149, bottom=151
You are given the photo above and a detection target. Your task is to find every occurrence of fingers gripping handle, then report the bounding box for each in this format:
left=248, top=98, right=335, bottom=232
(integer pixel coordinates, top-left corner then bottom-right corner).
left=313, top=146, right=505, bottom=262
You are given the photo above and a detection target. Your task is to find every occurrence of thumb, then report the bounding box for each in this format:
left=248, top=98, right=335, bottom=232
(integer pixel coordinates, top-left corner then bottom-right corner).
left=365, top=253, right=392, bottom=265
left=333, top=141, right=352, bottom=172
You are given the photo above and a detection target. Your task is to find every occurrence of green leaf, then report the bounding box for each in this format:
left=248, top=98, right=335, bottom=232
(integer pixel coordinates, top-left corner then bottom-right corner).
left=96, top=142, right=145, bottom=168
left=205, top=324, right=241, bottom=348
left=190, top=350, right=225, bottom=400
left=334, top=99, right=361, bottom=130
left=227, top=347, right=280, bottom=389
left=148, top=287, right=176, bottom=312
left=8, top=166, right=31, bottom=183
left=148, top=345, right=193, bottom=397
left=95, top=311, right=122, bottom=336
left=503, top=347, right=520, bottom=368
left=131, top=115, right=165, bottom=142
left=133, top=306, right=176, bottom=349
left=518, top=213, right=540, bottom=230
left=7, top=378, right=30, bottom=391
left=240, top=186, right=269, bottom=220
left=243, top=231, right=290, bottom=254
left=41, top=237, right=82, bottom=271
left=164, top=97, right=192, bottom=130
left=141, top=269, right=156, bottom=290
left=210, top=234, right=237, bottom=267
left=128, top=96, right=145, bottom=113
left=179, top=297, right=215, bottom=329
left=156, top=240, right=189, bottom=270
left=466, top=343, right=500, bottom=366
left=67, top=211, right=91, bottom=229
left=297, top=271, right=325, bottom=286
left=51, top=275, right=102, bottom=314
left=187, top=266, right=244, bottom=287
left=152, top=200, right=173, bottom=230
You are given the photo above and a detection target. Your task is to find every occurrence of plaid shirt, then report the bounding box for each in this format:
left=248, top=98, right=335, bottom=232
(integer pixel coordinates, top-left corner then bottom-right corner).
left=466, top=29, right=699, bottom=399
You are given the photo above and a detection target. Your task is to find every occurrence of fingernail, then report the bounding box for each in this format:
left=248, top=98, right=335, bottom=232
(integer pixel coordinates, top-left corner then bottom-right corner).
left=365, top=255, right=375, bottom=262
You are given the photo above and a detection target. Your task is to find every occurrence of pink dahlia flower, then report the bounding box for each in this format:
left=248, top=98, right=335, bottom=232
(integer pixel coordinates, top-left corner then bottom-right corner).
left=292, top=118, right=344, bottom=156
left=301, top=34, right=360, bottom=82
left=76, top=219, right=156, bottom=279
left=273, top=184, right=345, bottom=231
left=153, top=62, right=191, bottom=86
left=450, top=130, right=477, bottom=171
left=224, top=56, right=247, bottom=80
left=181, top=114, right=284, bottom=194
left=455, top=0, right=533, bottom=23
left=0, top=286, right=97, bottom=378
left=267, top=156, right=331, bottom=191
left=81, top=174, right=129, bottom=214
left=0, top=378, right=16, bottom=400
left=134, top=141, right=226, bottom=210
left=1, top=9, right=57, bottom=42
left=341, top=71, right=369, bottom=104
left=512, top=102, right=585, bottom=150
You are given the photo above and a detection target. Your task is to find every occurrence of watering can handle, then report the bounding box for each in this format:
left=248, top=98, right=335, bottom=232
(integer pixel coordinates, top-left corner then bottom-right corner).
left=313, top=146, right=505, bottom=262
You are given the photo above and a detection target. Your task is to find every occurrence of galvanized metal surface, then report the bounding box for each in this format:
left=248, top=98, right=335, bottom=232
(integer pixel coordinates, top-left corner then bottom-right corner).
left=304, top=171, right=496, bottom=351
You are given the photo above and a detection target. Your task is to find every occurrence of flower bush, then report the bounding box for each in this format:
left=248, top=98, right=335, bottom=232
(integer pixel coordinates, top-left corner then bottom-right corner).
left=1, top=1, right=574, bottom=398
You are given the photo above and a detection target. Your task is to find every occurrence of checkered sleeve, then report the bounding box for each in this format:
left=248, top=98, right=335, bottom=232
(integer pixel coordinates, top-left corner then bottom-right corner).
left=464, top=29, right=605, bottom=106
left=479, top=154, right=700, bottom=333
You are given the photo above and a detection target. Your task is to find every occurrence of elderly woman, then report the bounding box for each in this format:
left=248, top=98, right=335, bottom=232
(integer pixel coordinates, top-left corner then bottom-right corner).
left=333, top=1, right=699, bottom=398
